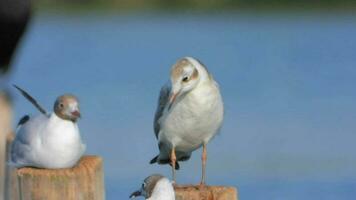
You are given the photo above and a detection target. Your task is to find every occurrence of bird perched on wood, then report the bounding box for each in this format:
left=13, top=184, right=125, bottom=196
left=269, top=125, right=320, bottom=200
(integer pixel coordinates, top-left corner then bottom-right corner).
left=150, top=57, right=224, bottom=185
left=130, top=174, right=175, bottom=200
left=10, top=85, right=86, bottom=168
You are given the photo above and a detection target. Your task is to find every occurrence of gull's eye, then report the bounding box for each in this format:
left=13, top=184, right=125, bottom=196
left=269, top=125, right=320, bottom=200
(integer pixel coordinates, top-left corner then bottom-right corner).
left=182, top=76, right=189, bottom=82
left=142, top=182, right=146, bottom=188
left=59, top=103, right=64, bottom=108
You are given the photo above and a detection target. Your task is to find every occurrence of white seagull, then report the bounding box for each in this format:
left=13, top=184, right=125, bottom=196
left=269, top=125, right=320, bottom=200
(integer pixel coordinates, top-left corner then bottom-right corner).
left=130, top=174, right=175, bottom=200
left=150, top=57, right=224, bottom=185
left=10, top=85, right=86, bottom=169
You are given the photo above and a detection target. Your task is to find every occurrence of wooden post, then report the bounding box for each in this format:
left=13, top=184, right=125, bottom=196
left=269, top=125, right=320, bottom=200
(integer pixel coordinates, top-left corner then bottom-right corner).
left=9, top=155, right=105, bottom=200
left=174, top=185, right=238, bottom=200
left=0, top=92, right=12, bottom=200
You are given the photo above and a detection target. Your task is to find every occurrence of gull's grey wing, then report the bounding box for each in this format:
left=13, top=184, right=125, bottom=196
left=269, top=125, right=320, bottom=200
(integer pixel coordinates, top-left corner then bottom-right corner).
left=153, top=83, right=171, bottom=139
left=11, top=134, right=32, bottom=167
left=11, top=117, right=37, bottom=167
left=13, top=84, right=48, bottom=115
left=11, top=114, right=48, bottom=167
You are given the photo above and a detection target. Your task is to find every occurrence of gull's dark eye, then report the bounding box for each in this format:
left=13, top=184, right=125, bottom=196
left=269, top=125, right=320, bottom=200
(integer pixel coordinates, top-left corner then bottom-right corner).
left=142, top=182, right=146, bottom=188
left=59, top=103, right=64, bottom=108
left=182, top=76, right=189, bottom=82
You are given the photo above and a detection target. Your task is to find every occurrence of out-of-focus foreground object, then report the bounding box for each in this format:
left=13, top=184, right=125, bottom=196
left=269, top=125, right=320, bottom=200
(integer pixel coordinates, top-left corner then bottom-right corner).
left=0, top=0, right=31, bottom=198
left=174, top=185, right=238, bottom=200
left=8, top=155, right=105, bottom=200
left=0, top=0, right=31, bottom=197
left=0, top=0, right=31, bottom=74
left=0, top=93, right=12, bottom=200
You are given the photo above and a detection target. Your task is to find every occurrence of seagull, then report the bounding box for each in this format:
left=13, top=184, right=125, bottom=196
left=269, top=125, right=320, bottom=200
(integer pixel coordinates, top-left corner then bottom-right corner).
left=150, top=57, right=224, bottom=185
left=10, top=85, right=86, bottom=168
left=130, top=174, right=175, bottom=200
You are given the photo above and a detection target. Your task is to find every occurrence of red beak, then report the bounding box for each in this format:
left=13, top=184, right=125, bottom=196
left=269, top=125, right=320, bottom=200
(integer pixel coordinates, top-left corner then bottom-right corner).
left=71, top=110, right=81, bottom=118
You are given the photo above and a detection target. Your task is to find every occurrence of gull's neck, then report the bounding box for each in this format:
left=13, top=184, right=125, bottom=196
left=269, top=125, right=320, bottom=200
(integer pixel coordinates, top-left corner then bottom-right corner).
left=51, top=112, right=76, bottom=125
left=147, top=178, right=175, bottom=200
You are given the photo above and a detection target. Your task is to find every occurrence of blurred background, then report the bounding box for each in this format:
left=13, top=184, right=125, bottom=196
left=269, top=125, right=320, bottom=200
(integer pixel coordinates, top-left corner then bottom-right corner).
left=2, top=0, right=356, bottom=199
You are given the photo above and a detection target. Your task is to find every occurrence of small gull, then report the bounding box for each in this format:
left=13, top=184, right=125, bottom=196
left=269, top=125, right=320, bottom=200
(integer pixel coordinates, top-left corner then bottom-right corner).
left=150, top=57, right=224, bottom=185
left=10, top=85, right=85, bottom=168
left=130, top=174, right=175, bottom=200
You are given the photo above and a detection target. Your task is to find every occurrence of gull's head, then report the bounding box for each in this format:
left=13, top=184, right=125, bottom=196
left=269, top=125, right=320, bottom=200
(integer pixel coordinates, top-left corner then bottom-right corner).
left=168, top=57, right=207, bottom=110
left=54, top=94, right=81, bottom=122
left=130, top=174, right=165, bottom=199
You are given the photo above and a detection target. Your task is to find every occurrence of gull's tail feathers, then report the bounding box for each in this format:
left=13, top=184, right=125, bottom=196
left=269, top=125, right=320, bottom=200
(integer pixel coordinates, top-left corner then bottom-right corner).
left=149, top=155, right=180, bottom=170
left=13, top=84, right=48, bottom=115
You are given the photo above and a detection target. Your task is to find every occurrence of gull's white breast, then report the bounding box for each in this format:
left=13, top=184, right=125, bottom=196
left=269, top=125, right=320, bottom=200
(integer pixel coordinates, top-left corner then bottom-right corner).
left=160, top=80, right=223, bottom=153
left=12, top=113, right=85, bottom=168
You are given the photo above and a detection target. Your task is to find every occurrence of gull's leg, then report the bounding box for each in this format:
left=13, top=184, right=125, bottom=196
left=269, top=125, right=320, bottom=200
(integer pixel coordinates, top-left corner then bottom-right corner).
left=171, top=147, right=177, bottom=183
left=200, top=143, right=207, bottom=186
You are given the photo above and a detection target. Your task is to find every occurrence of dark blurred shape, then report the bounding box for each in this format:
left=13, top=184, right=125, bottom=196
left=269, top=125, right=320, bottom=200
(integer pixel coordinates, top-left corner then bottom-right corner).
left=0, top=0, right=31, bottom=75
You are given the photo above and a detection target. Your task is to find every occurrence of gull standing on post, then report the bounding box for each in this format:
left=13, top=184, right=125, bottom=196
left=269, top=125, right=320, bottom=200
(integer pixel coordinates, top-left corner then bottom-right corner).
left=150, top=57, right=224, bottom=185
left=10, top=85, right=85, bottom=169
left=130, top=174, right=175, bottom=200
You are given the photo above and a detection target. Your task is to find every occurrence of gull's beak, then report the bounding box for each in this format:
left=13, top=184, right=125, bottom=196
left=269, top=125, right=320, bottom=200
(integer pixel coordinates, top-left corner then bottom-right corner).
left=129, top=190, right=142, bottom=199
left=71, top=110, right=81, bottom=119
left=168, top=88, right=182, bottom=110
left=167, top=81, right=183, bottom=111
left=168, top=92, right=178, bottom=110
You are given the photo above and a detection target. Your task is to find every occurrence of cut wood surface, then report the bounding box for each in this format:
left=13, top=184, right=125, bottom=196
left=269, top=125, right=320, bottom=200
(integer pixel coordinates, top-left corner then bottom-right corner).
left=174, top=185, right=238, bottom=200
left=9, top=155, right=105, bottom=200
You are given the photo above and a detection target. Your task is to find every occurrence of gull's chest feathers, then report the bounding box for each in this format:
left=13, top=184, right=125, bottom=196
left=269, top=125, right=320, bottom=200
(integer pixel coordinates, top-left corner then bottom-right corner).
left=177, top=86, right=217, bottom=119
left=39, top=114, right=83, bottom=168
left=161, top=81, right=223, bottom=148
left=42, top=114, right=80, bottom=147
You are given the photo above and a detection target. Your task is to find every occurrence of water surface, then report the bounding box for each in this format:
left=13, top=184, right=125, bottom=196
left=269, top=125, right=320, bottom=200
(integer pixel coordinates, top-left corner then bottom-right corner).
left=8, top=12, right=356, bottom=199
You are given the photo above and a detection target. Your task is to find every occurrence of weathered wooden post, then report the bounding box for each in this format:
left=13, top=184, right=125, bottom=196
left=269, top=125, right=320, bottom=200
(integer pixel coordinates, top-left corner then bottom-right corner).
left=9, top=155, right=105, bottom=200
left=174, top=185, right=238, bottom=200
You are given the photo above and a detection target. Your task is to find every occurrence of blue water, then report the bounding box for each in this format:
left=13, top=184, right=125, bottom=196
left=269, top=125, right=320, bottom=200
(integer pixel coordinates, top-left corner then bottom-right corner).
left=6, top=12, right=356, bottom=199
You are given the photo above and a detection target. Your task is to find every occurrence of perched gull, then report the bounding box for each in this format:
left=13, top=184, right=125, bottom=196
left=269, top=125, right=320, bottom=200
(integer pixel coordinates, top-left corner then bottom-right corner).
left=150, top=57, right=224, bottom=185
left=130, top=174, right=175, bottom=200
left=10, top=85, right=85, bottom=168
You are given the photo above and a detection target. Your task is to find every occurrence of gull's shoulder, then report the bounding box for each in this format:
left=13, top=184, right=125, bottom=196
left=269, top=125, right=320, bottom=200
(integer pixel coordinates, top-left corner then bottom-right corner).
left=13, top=113, right=49, bottom=147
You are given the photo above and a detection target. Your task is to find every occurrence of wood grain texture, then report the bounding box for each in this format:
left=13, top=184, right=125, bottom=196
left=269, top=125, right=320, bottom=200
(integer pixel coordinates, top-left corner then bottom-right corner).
left=9, top=155, right=105, bottom=200
left=174, top=185, right=238, bottom=200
